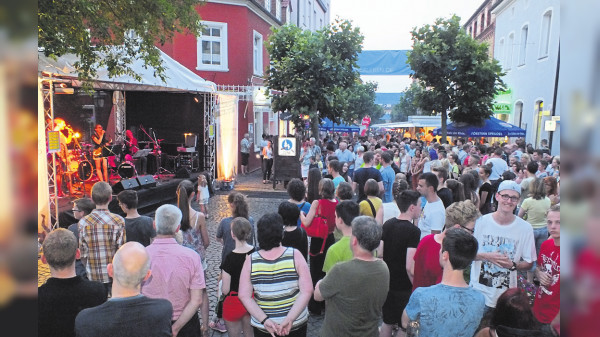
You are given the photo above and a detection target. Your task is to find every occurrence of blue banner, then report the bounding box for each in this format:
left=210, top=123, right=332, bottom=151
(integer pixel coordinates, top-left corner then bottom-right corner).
left=356, top=50, right=413, bottom=76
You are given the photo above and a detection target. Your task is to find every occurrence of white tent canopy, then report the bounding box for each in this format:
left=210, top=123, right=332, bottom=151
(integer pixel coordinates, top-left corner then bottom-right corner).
left=38, top=48, right=216, bottom=93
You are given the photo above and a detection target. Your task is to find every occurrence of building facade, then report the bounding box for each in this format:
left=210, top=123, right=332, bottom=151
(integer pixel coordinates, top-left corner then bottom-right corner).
left=464, top=0, right=501, bottom=59
left=492, top=0, right=560, bottom=152
left=287, top=0, right=330, bottom=31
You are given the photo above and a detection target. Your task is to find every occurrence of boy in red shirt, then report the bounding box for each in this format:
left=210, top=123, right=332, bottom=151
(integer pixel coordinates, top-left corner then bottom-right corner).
left=532, top=205, right=560, bottom=324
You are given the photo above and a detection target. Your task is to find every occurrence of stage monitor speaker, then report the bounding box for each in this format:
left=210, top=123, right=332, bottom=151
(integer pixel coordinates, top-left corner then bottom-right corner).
left=136, top=175, right=157, bottom=188
left=175, top=167, right=191, bottom=178
left=112, top=178, right=140, bottom=194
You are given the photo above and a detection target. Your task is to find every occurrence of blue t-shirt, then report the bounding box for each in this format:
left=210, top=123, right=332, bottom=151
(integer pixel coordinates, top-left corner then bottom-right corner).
left=405, top=284, right=485, bottom=337
left=297, top=201, right=311, bottom=227
left=332, top=176, right=345, bottom=189
left=380, top=166, right=395, bottom=203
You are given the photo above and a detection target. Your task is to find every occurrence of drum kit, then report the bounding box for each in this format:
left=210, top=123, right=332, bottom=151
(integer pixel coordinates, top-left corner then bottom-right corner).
left=67, top=143, right=139, bottom=182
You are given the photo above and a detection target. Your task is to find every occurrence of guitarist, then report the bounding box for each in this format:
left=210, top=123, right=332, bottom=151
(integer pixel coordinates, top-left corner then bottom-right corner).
left=92, top=124, right=110, bottom=182
left=124, top=130, right=147, bottom=175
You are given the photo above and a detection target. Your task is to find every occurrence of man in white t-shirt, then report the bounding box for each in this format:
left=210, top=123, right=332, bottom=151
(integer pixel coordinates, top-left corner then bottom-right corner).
left=485, top=148, right=509, bottom=181
left=416, top=172, right=446, bottom=240
left=470, top=180, right=536, bottom=310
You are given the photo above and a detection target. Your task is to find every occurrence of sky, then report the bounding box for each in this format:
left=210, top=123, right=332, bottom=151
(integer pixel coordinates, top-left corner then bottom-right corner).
left=330, top=0, right=483, bottom=93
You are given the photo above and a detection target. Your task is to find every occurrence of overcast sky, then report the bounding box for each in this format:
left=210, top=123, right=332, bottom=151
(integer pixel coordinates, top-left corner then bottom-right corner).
left=330, top=0, right=484, bottom=93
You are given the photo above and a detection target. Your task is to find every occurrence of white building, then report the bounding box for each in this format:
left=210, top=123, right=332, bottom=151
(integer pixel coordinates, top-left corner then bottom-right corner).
left=286, top=0, right=330, bottom=31
left=492, top=0, right=560, bottom=152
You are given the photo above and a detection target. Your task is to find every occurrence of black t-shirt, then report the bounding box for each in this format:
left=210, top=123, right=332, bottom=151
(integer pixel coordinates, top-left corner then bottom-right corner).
left=39, top=276, right=107, bottom=337
left=437, top=187, right=454, bottom=208
left=479, top=182, right=494, bottom=206
left=382, top=218, right=421, bottom=291
left=125, top=216, right=156, bottom=247
left=282, top=226, right=309, bottom=260
left=75, top=295, right=173, bottom=337
left=220, top=248, right=256, bottom=294
left=353, top=167, right=383, bottom=201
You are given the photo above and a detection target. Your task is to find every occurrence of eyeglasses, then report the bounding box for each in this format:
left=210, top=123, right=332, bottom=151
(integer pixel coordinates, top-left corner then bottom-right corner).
left=459, top=225, right=475, bottom=234
left=498, top=194, right=520, bottom=203
left=72, top=209, right=81, bottom=212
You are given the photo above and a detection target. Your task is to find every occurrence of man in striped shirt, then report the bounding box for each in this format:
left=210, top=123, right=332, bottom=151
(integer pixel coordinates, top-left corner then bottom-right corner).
left=79, top=181, right=126, bottom=294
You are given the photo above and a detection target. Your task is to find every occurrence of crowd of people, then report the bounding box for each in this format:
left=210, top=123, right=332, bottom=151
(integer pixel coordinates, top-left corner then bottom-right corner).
left=39, top=132, right=560, bottom=337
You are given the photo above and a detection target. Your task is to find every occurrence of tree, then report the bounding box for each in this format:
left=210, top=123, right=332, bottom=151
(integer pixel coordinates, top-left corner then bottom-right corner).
left=38, top=0, right=204, bottom=83
left=391, top=82, right=424, bottom=122
left=407, top=15, right=504, bottom=141
left=267, top=20, right=367, bottom=140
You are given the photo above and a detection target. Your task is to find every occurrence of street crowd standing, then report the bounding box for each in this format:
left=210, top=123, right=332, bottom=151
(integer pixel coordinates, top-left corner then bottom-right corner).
left=39, top=131, right=560, bottom=337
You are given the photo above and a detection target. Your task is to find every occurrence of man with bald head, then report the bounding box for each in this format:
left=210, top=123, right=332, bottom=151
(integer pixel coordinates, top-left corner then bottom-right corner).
left=39, top=229, right=107, bottom=337
left=142, top=204, right=206, bottom=337
left=75, top=242, right=173, bottom=337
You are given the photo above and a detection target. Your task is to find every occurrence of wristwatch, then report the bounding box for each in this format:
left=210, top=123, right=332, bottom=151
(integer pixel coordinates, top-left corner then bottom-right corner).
left=509, top=261, right=517, bottom=271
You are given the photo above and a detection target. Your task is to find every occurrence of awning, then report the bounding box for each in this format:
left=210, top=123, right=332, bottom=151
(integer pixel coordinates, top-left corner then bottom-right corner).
left=432, top=117, right=526, bottom=138
left=319, top=118, right=360, bottom=132
left=38, top=48, right=216, bottom=93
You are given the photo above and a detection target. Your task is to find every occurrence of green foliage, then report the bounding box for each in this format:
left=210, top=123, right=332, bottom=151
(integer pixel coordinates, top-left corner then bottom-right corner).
left=266, top=19, right=371, bottom=135
left=407, top=15, right=504, bottom=139
left=38, top=0, right=204, bottom=84
left=392, top=83, right=423, bottom=122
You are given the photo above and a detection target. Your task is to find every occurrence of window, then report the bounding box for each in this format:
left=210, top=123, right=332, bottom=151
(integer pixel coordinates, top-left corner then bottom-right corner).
left=514, top=101, right=523, bottom=128
left=313, top=10, right=317, bottom=30
left=276, top=0, right=281, bottom=20
left=519, top=25, right=528, bottom=66
left=506, top=33, right=514, bottom=70
left=286, top=5, right=291, bottom=24
left=480, top=14, right=484, bottom=32
left=253, top=31, right=263, bottom=76
left=539, top=10, right=552, bottom=58
left=197, top=21, right=228, bottom=71
left=264, top=0, right=271, bottom=13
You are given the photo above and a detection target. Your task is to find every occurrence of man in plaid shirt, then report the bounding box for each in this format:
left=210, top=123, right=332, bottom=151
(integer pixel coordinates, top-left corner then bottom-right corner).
left=79, top=181, right=126, bottom=293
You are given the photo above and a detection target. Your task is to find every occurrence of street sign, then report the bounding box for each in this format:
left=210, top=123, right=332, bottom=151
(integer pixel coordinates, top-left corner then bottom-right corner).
left=278, top=137, right=296, bottom=156
left=545, top=120, right=557, bottom=131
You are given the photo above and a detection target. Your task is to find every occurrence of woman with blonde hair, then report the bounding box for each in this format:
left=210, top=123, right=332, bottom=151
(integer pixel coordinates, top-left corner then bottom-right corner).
left=411, top=200, right=481, bottom=290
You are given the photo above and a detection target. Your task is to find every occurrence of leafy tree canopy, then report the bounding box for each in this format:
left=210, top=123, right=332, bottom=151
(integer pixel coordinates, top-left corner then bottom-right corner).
left=38, top=0, right=204, bottom=83
left=407, top=15, right=504, bottom=140
left=267, top=19, right=372, bottom=137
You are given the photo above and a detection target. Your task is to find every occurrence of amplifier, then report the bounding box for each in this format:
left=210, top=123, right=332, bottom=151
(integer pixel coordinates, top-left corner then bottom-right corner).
left=178, top=151, right=199, bottom=172
left=177, top=147, right=196, bottom=153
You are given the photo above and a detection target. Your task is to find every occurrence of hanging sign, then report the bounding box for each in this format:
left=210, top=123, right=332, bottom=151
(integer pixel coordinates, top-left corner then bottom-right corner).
left=47, top=131, right=60, bottom=153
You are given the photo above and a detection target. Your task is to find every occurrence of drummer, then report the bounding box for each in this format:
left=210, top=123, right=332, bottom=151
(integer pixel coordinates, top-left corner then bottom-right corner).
left=92, top=124, right=110, bottom=182
left=124, top=130, right=147, bottom=175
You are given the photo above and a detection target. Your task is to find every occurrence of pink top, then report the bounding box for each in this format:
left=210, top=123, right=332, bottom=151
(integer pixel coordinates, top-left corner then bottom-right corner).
left=141, top=238, right=206, bottom=320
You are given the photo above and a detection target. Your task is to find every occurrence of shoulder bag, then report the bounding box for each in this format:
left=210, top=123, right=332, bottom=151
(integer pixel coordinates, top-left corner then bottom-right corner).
left=302, top=201, right=329, bottom=255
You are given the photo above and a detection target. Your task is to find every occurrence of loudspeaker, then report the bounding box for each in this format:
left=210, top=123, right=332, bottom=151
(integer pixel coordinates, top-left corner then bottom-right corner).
left=136, top=175, right=157, bottom=188
left=175, top=167, right=191, bottom=178
left=112, top=178, right=140, bottom=194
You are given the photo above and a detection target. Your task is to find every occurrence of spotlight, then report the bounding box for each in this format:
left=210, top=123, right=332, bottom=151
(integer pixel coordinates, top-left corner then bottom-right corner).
left=74, top=132, right=81, bottom=138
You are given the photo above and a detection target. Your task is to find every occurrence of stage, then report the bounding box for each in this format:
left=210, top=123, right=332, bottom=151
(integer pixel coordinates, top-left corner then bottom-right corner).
left=55, top=172, right=204, bottom=227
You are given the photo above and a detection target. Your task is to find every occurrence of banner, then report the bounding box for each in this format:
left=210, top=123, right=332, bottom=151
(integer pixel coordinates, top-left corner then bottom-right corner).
left=356, top=50, right=413, bottom=76
left=360, top=115, right=371, bottom=136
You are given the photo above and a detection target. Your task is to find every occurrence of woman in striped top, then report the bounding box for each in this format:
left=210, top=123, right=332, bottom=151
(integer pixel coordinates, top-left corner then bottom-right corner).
left=239, top=213, right=313, bottom=337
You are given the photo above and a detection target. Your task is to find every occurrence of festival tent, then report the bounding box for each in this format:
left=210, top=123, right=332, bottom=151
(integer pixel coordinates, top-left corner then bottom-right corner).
left=432, top=117, right=526, bottom=138
left=319, top=118, right=360, bottom=132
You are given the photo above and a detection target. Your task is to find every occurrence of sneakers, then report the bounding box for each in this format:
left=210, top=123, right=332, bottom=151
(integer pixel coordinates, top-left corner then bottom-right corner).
left=209, top=319, right=227, bottom=333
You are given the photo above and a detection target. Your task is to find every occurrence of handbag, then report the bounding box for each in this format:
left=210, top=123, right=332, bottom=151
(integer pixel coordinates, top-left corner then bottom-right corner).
left=302, top=202, right=329, bottom=255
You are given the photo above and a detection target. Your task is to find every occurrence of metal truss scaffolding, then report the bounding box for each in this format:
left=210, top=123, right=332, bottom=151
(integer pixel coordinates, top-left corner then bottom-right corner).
left=42, top=78, right=59, bottom=229
left=203, top=93, right=217, bottom=181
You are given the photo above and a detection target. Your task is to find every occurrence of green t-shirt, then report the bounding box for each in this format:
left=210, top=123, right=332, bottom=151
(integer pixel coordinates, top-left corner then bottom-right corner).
left=521, top=197, right=551, bottom=228
left=319, top=259, right=390, bottom=337
left=323, top=236, right=353, bottom=273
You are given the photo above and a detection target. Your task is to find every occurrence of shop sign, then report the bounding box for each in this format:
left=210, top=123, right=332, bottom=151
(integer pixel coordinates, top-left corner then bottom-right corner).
left=492, top=89, right=513, bottom=114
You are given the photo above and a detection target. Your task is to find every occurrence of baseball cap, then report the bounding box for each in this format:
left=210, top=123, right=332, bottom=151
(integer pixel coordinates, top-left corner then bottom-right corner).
left=497, top=180, right=521, bottom=195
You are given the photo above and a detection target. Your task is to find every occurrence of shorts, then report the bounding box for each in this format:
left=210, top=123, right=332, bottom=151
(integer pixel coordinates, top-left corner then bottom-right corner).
left=241, top=152, right=249, bottom=165
left=301, top=165, right=309, bottom=178
left=382, top=289, right=411, bottom=325
left=223, top=292, right=248, bottom=322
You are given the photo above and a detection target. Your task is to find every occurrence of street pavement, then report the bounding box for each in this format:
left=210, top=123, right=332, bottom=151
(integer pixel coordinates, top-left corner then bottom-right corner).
left=38, top=169, right=325, bottom=337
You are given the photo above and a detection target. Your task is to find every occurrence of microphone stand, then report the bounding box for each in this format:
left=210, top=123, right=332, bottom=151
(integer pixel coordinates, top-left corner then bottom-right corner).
left=139, top=125, right=172, bottom=178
